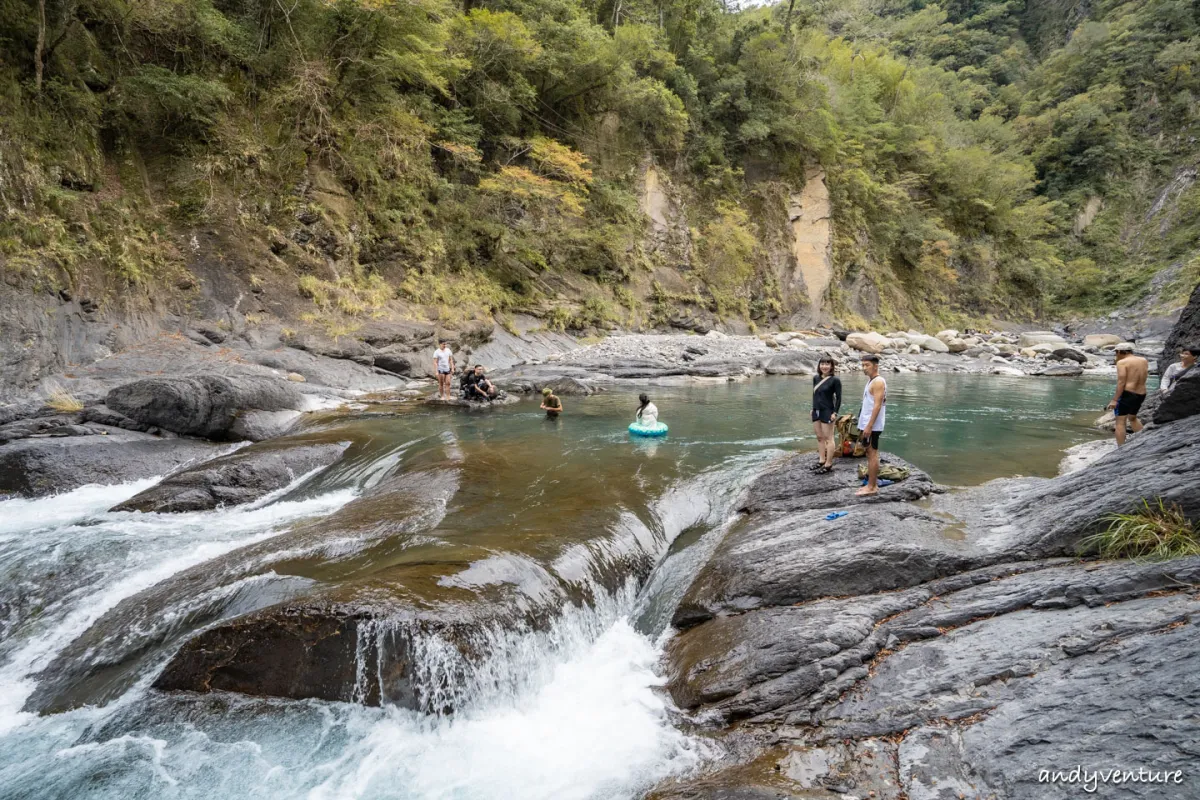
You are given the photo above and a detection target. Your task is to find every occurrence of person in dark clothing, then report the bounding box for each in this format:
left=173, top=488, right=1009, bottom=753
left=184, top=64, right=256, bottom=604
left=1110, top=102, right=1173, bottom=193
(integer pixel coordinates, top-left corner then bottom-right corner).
left=541, top=387, right=563, bottom=417
left=811, top=356, right=842, bottom=473
left=465, top=365, right=498, bottom=401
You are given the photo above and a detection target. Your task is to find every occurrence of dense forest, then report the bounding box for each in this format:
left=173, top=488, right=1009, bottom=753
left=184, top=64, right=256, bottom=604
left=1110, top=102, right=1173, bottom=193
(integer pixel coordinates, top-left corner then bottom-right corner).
left=0, top=0, right=1197, bottom=330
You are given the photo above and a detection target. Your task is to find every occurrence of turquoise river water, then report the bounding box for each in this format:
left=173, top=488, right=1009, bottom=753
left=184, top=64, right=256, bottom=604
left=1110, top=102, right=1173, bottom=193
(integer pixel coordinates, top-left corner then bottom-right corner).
left=0, top=373, right=1118, bottom=800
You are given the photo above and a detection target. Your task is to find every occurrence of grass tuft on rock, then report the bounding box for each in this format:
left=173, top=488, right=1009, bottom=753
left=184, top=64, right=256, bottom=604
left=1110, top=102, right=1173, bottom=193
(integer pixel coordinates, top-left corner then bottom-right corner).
left=1081, top=499, right=1200, bottom=562
left=43, top=381, right=84, bottom=413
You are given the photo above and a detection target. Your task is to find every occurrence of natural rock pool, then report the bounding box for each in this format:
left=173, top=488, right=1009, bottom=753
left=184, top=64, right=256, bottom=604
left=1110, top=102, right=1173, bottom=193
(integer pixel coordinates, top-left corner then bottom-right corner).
left=0, top=374, right=1117, bottom=800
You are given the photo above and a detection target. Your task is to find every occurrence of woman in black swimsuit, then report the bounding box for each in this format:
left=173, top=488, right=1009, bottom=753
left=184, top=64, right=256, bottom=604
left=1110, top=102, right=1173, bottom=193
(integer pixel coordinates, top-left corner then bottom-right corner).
left=811, top=356, right=842, bottom=473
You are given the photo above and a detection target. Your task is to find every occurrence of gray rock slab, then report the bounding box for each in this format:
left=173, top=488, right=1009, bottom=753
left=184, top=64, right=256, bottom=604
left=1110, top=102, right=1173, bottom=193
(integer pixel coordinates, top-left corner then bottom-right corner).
left=111, top=439, right=349, bottom=513
left=106, top=375, right=304, bottom=441
left=0, top=431, right=219, bottom=497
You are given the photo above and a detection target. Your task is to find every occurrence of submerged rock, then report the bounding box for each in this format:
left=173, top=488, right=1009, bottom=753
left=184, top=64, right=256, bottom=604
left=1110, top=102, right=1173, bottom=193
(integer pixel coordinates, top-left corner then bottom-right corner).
left=111, top=439, right=349, bottom=513
left=106, top=375, right=305, bottom=441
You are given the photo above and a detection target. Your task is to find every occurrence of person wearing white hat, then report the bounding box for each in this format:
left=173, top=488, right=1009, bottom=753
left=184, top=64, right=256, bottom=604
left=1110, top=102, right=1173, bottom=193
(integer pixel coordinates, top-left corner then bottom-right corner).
left=1106, top=343, right=1148, bottom=445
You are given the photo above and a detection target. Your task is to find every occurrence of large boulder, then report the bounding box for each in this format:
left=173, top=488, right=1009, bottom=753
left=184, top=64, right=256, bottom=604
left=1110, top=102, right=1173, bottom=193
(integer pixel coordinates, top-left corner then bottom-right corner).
left=1084, top=333, right=1122, bottom=348
left=946, top=338, right=970, bottom=353
left=1161, top=281, right=1200, bottom=375
left=0, top=431, right=218, bottom=497
left=111, top=440, right=349, bottom=513
left=905, top=333, right=949, bottom=353
left=1052, top=347, right=1088, bottom=363
left=764, top=350, right=820, bottom=375
left=935, top=329, right=959, bottom=343
left=845, top=332, right=889, bottom=354
left=1017, top=331, right=1068, bottom=348
left=106, top=376, right=305, bottom=441
left=537, top=376, right=599, bottom=396
left=673, top=454, right=941, bottom=627
left=1149, top=367, right=1200, bottom=424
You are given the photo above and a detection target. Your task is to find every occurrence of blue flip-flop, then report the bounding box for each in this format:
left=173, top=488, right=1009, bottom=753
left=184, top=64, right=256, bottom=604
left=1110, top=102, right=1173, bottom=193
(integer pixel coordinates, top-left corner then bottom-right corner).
left=825, top=511, right=848, bottom=521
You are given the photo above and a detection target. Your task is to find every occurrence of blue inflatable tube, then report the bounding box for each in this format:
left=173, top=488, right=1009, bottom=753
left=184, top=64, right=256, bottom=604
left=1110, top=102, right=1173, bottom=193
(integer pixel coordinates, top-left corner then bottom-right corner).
left=628, top=421, right=669, bottom=437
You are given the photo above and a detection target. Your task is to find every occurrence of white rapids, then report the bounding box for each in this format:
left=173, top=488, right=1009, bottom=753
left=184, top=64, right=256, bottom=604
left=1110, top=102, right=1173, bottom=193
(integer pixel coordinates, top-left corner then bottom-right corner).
left=0, top=456, right=754, bottom=800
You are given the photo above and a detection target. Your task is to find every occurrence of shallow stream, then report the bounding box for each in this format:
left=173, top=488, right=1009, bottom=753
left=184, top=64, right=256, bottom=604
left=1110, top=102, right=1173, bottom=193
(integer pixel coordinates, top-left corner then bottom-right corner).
left=0, top=374, right=1113, bottom=799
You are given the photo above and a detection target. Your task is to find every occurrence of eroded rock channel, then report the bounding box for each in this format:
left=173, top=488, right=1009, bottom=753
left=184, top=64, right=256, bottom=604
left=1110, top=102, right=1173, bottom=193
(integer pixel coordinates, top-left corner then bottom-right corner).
left=652, top=413, right=1200, bottom=799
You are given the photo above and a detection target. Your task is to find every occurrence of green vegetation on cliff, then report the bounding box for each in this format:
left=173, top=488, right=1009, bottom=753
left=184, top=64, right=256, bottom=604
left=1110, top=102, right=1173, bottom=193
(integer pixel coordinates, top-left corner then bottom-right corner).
left=0, top=0, right=1197, bottom=328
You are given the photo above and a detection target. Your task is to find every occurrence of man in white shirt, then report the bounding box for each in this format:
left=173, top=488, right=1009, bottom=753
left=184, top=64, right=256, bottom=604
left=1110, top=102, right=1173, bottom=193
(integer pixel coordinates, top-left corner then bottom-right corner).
left=1161, top=344, right=1197, bottom=393
left=856, top=354, right=887, bottom=497
left=432, top=341, right=455, bottom=400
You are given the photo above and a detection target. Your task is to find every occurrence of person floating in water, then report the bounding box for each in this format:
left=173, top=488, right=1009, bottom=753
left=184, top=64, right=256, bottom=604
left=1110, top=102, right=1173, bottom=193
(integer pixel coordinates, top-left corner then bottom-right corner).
left=635, top=393, right=658, bottom=425
left=1107, top=343, right=1148, bottom=445
left=856, top=354, right=887, bottom=496
left=433, top=340, right=455, bottom=401
left=541, top=387, right=563, bottom=417
left=810, top=356, right=842, bottom=474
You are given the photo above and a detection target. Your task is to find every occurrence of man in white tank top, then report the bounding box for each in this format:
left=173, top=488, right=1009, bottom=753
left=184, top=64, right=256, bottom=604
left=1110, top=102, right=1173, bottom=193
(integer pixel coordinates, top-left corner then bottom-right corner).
left=857, top=354, right=887, bottom=496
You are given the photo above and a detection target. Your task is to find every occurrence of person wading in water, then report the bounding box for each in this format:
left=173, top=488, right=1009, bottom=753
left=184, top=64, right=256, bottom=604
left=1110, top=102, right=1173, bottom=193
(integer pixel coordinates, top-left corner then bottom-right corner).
left=541, top=387, right=563, bottom=417
left=1107, top=343, right=1148, bottom=445
left=810, top=356, right=842, bottom=474
left=856, top=354, right=887, bottom=496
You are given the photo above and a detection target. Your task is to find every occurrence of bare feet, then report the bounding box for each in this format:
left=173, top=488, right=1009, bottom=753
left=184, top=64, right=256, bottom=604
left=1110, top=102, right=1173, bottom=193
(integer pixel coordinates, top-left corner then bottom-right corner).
left=855, top=486, right=878, bottom=496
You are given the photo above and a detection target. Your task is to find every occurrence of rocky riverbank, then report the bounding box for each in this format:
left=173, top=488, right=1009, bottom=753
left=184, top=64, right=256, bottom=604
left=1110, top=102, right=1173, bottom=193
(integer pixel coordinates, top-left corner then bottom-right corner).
left=645, top=326, right=1200, bottom=799
left=494, top=325, right=1170, bottom=395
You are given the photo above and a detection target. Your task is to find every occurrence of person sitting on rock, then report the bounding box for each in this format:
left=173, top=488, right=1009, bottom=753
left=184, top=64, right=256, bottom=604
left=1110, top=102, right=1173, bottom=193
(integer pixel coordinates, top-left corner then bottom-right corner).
left=466, top=365, right=498, bottom=401
left=1106, top=343, right=1148, bottom=445
left=459, top=369, right=475, bottom=398
left=1161, top=344, right=1197, bottom=393
left=541, top=387, right=563, bottom=417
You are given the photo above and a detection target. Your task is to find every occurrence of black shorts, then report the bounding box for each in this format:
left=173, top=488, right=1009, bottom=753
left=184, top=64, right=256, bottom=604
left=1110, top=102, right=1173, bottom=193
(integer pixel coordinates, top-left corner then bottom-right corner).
left=862, top=431, right=881, bottom=450
left=1114, top=391, right=1146, bottom=417
left=812, top=409, right=835, bottom=424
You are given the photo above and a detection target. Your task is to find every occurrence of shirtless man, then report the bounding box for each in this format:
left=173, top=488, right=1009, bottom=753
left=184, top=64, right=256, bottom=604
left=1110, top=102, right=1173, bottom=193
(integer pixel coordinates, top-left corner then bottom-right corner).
left=1106, top=343, right=1148, bottom=445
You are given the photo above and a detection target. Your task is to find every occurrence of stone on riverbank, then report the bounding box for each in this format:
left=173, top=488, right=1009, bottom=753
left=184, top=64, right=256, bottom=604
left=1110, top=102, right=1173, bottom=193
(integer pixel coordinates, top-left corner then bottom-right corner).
left=1149, top=366, right=1200, bottom=424
left=845, top=332, right=889, bottom=354
left=1018, top=331, right=1068, bottom=348
left=111, top=439, right=349, bottom=513
left=1084, top=333, right=1122, bottom=348
left=106, top=375, right=305, bottom=441
left=763, top=351, right=819, bottom=375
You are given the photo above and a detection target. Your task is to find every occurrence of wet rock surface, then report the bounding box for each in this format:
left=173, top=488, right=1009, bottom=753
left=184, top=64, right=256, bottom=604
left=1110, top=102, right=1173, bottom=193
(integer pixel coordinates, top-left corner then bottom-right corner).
left=0, top=430, right=219, bottom=497
left=656, top=410, right=1200, bottom=800
left=111, top=439, right=349, bottom=513
left=106, top=375, right=305, bottom=441
left=1161, top=280, right=1200, bottom=375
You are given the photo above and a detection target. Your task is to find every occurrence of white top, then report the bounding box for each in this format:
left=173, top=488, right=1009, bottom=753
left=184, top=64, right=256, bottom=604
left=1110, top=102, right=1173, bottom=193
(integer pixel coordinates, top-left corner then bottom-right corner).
left=1162, top=361, right=1190, bottom=392
left=858, top=377, right=886, bottom=432
left=434, top=347, right=453, bottom=372
left=637, top=403, right=659, bottom=425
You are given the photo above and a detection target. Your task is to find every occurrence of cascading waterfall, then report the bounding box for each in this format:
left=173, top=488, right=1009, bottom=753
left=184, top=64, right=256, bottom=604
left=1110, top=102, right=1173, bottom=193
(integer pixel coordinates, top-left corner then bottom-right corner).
left=0, top=446, right=767, bottom=800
